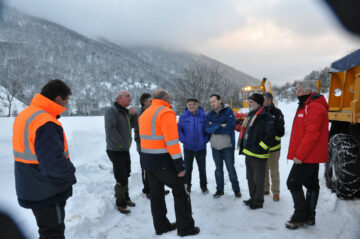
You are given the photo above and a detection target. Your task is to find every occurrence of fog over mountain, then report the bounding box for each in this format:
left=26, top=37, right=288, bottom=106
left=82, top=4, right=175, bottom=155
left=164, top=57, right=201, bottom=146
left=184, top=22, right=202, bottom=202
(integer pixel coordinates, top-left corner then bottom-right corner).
left=0, top=6, right=258, bottom=115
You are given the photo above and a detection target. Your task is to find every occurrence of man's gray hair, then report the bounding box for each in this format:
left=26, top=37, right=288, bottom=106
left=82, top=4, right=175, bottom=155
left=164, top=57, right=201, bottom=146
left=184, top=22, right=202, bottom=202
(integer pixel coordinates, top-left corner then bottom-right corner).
left=115, top=90, right=128, bottom=101
left=297, top=81, right=318, bottom=93
left=153, top=89, right=170, bottom=100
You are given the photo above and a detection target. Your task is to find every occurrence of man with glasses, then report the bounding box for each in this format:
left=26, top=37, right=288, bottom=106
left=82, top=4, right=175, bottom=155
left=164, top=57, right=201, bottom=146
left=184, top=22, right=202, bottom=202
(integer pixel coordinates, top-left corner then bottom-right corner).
left=105, top=90, right=137, bottom=214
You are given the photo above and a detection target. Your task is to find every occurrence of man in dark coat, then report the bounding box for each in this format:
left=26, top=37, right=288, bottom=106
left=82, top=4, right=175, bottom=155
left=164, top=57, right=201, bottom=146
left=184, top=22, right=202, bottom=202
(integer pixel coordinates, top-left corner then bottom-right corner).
left=178, top=98, right=210, bottom=194
left=238, top=93, right=275, bottom=209
left=134, top=93, right=152, bottom=198
left=263, top=92, right=285, bottom=201
left=286, top=81, right=329, bottom=229
left=104, top=90, right=137, bottom=214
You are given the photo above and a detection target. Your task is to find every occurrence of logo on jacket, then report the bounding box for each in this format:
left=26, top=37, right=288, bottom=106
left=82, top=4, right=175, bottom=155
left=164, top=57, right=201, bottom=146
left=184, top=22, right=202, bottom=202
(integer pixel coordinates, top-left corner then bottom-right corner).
left=297, top=114, right=304, bottom=117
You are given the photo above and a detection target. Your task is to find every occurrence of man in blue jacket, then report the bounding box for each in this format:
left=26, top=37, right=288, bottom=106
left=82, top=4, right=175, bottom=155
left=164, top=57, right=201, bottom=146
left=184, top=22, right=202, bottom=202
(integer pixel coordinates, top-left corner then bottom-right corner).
left=205, top=94, right=241, bottom=198
left=178, top=98, right=210, bottom=194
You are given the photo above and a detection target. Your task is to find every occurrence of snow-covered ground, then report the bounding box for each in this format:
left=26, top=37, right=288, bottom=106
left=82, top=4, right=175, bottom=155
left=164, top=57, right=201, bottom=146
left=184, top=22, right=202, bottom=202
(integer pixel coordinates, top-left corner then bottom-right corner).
left=1, top=100, right=360, bottom=239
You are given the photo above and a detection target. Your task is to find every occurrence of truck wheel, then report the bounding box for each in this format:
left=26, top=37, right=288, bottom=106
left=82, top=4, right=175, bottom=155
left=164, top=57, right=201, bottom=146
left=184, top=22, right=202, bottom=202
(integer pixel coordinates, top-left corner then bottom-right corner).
left=325, top=133, right=360, bottom=199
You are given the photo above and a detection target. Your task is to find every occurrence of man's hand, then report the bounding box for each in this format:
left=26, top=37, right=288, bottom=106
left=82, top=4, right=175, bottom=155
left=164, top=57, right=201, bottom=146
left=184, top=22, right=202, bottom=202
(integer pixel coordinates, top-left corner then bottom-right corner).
left=221, top=123, right=227, bottom=127
left=129, top=107, right=136, bottom=116
left=178, top=170, right=185, bottom=177
left=294, top=157, right=302, bottom=164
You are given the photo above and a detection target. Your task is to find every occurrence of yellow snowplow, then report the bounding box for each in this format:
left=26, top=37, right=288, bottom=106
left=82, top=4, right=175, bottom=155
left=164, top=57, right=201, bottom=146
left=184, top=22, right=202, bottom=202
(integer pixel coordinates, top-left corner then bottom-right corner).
left=230, top=77, right=273, bottom=113
left=324, top=49, right=360, bottom=199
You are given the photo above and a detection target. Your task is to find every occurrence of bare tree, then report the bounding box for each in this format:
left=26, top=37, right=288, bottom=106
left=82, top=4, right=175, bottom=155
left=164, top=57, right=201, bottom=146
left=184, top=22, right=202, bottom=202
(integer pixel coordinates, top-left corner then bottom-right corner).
left=173, top=63, right=232, bottom=113
left=0, top=78, right=23, bottom=117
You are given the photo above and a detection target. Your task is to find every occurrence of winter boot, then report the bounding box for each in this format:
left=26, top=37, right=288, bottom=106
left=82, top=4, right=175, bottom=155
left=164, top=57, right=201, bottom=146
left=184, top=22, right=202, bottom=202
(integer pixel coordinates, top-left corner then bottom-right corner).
left=178, top=227, right=200, bottom=237
left=156, top=222, right=176, bottom=235
left=234, top=190, right=242, bottom=198
left=305, top=188, right=319, bottom=226
left=273, top=194, right=280, bottom=201
left=213, top=191, right=224, bottom=198
left=285, top=214, right=306, bottom=230
left=125, top=185, right=136, bottom=207
left=249, top=201, right=263, bottom=210
left=243, top=198, right=253, bottom=206
left=201, top=186, right=209, bottom=194
left=115, top=183, right=129, bottom=212
left=117, top=206, right=130, bottom=214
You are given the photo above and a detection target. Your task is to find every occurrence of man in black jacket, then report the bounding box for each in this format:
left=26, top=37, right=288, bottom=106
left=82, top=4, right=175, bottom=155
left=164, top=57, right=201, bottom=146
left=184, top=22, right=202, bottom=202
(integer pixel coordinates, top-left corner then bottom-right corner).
left=105, top=90, right=137, bottom=214
left=263, top=92, right=285, bottom=201
left=238, top=93, right=275, bottom=209
left=134, top=93, right=152, bottom=198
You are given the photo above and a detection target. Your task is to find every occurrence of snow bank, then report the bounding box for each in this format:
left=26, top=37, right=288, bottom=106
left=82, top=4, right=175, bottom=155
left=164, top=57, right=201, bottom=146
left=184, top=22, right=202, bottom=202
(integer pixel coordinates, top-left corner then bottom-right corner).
left=0, top=100, right=360, bottom=239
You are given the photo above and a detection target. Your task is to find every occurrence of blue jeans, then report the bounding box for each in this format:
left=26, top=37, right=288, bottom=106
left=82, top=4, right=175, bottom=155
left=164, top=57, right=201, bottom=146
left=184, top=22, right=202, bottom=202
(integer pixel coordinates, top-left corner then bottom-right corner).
left=184, top=149, right=207, bottom=187
left=212, top=147, right=240, bottom=192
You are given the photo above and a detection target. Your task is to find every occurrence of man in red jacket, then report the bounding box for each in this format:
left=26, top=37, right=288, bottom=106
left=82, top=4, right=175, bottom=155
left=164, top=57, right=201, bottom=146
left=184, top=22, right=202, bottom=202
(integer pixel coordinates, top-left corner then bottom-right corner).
left=286, top=81, right=329, bottom=229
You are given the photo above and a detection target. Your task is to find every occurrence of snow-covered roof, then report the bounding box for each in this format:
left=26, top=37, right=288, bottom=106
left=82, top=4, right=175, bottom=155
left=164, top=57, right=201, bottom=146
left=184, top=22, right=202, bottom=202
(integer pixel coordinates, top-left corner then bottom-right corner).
left=330, top=49, right=360, bottom=72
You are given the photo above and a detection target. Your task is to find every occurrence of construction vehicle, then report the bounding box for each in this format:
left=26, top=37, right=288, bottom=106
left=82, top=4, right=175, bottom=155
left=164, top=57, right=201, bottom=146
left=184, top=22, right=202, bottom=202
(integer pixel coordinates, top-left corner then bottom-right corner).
left=231, top=77, right=273, bottom=114
left=324, top=49, right=360, bottom=199
left=231, top=77, right=273, bottom=131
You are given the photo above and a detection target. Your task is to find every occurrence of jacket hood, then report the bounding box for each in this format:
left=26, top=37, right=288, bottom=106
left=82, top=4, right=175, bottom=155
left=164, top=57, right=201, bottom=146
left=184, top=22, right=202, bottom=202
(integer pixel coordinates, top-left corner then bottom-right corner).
left=306, top=93, right=328, bottom=110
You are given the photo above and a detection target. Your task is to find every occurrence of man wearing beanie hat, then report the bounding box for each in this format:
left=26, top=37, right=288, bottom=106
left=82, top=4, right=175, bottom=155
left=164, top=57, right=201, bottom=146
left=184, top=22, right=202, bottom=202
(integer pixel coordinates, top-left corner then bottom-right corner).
left=238, top=93, right=275, bottom=209
left=248, top=93, right=264, bottom=108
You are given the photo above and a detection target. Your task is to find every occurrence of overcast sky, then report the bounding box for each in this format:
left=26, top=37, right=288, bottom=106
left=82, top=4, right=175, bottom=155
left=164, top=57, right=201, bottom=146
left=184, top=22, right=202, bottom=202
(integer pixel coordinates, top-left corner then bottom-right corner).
left=7, top=0, right=360, bottom=85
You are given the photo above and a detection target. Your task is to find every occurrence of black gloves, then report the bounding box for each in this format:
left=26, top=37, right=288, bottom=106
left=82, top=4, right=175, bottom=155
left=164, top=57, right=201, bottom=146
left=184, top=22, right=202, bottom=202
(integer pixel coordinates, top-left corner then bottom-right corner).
left=173, top=158, right=185, bottom=172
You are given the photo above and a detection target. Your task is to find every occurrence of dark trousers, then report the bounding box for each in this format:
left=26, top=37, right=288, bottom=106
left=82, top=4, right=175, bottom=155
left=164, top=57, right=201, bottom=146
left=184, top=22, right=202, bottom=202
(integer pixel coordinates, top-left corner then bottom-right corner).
left=147, top=167, right=195, bottom=234
left=107, top=150, right=131, bottom=206
left=245, top=156, right=267, bottom=204
left=184, top=149, right=207, bottom=187
left=287, top=163, right=320, bottom=221
left=141, top=168, right=150, bottom=194
left=32, top=201, right=66, bottom=239
left=212, top=147, right=240, bottom=192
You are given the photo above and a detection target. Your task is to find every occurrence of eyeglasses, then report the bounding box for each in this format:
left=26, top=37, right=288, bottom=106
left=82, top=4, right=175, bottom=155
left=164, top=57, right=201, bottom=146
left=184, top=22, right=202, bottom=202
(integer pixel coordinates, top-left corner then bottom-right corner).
left=121, top=94, right=131, bottom=98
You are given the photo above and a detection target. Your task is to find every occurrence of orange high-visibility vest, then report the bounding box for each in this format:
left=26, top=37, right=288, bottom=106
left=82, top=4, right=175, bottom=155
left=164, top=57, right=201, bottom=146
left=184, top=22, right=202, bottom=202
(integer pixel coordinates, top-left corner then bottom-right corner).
left=138, top=99, right=182, bottom=160
left=13, top=94, right=69, bottom=164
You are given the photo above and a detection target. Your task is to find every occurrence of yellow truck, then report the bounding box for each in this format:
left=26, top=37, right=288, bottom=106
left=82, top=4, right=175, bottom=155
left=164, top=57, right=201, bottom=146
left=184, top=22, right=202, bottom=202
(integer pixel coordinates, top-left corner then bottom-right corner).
left=324, top=49, right=360, bottom=199
left=231, top=77, right=273, bottom=113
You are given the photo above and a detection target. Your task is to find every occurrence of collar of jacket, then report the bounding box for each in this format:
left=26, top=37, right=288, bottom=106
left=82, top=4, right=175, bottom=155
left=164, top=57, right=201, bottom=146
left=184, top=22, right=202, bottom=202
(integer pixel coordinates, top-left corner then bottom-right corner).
left=249, top=106, right=266, bottom=117
left=213, top=103, right=227, bottom=114
left=266, top=102, right=275, bottom=111
left=298, top=92, right=323, bottom=110
left=30, top=93, right=66, bottom=117
left=114, top=102, right=129, bottom=113
left=152, top=99, right=171, bottom=108
left=184, top=106, right=205, bottom=116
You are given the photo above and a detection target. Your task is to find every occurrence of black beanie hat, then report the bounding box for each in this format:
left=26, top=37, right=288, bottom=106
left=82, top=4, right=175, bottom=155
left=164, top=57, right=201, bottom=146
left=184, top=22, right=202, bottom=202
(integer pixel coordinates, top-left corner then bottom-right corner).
left=248, top=93, right=264, bottom=106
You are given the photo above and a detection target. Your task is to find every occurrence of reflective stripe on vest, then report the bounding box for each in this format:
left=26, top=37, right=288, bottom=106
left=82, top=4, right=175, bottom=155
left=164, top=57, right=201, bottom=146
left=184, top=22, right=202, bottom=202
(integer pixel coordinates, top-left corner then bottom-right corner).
left=140, top=106, right=166, bottom=154
left=13, top=110, right=69, bottom=164
left=270, top=136, right=281, bottom=152
left=270, top=144, right=281, bottom=151
left=243, top=148, right=269, bottom=159
left=259, top=141, right=269, bottom=150
left=140, top=106, right=180, bottom=160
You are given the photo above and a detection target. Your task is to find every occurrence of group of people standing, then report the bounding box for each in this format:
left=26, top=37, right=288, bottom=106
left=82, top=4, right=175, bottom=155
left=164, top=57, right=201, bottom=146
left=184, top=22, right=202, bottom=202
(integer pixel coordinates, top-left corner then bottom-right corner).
left=11, top=79, right=328, bottom=238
